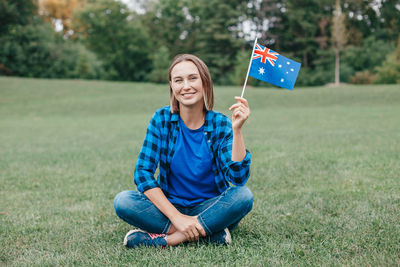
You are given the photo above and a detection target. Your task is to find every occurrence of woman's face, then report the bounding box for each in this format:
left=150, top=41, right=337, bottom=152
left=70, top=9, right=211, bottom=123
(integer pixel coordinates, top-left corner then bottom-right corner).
left=170, top=61, right=204, bottom=110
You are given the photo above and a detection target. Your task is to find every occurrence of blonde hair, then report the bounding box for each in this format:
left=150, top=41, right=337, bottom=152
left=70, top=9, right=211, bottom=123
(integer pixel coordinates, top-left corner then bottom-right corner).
left=168, top=54, right=214, bottom=113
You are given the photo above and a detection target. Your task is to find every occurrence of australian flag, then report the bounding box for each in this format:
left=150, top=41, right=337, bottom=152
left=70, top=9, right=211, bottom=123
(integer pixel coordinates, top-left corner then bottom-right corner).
left=249, top=43, right=301, bottom=90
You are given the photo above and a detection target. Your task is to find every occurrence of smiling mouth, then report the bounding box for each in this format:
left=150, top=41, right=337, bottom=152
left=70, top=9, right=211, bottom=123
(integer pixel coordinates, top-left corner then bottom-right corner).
left=182, top=92, right=195, bottom=97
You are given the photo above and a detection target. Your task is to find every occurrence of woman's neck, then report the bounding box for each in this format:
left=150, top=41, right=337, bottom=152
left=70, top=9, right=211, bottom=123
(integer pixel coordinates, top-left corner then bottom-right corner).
left=179, top=105, right=205, bottom=130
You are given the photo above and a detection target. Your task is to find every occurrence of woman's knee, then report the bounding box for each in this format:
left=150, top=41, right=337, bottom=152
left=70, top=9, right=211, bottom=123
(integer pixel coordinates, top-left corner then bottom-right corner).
left=232, top=186, right=254, bottom=214
left=114, top=190, right=133, bottom=217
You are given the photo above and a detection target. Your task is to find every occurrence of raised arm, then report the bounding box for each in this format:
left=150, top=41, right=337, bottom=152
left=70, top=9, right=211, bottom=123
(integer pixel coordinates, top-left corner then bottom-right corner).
left=229, top=96, right=250, bottom=162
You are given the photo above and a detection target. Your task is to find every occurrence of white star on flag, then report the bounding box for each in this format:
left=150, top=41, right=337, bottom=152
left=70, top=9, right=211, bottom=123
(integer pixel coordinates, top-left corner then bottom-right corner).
left=258, top=67, right=265, bottom=75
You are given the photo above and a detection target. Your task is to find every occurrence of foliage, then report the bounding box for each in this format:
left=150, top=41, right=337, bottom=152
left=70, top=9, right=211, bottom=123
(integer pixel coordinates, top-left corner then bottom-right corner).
left=296, top=49, right=333, bottom=86
left=187, top=0, right=248, bottom=84
left=374, top=51, right=400, bottom=84
left=229, top=49, right=260, bottom=87
left=230, top=50, right=251, bottom=86
left=57, top=42, right=104, bottom=79
left=148, top=46, right=171, bottom=83
left=379, top=0, right=400, bottom=41
left=247, top=0, right=284, bottom=47
left=39, top=0, right=86, bottom=36
left=73, top=0, right=152, bottom=81
left=1, top=0, right=399, bottom=85
left=278, top=0, right=333, bottom=69
left=0, top=20, right=103, bottom=79
left=141, top=0, right=192, bottom=57
left=342, top=36, right=395, bottom=74
left=343, top=0, right=380, bottom=39
left=143, top=0, right=248, bottom=84
left=349, top=70, right=376, bottom=84
left=0, top=0, right=37, bottom=35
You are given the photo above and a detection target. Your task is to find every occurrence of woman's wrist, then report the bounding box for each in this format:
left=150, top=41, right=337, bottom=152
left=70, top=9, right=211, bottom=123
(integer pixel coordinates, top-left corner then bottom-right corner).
left=232, top=128, right=243, bottom=138
left=232, top=127, right=242, bottom=136
left=144, top=187, right=182, bottom=221
left=169, top=210, right=184, bottom=222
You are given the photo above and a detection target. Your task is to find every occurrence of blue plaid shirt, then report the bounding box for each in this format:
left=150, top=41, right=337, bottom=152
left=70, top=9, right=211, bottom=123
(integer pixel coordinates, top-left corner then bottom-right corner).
left=134, top=106, right=251, bottom=194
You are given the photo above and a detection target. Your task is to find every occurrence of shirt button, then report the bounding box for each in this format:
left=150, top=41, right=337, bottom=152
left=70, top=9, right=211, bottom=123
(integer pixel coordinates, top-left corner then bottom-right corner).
left=208, top=140, right=211, bottom=143
left=204, top=132, right=207, bottom=135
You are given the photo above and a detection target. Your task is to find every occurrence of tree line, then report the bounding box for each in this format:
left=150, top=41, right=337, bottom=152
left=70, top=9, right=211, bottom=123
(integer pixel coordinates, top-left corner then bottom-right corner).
left=0, top=0, right=399, bottom=86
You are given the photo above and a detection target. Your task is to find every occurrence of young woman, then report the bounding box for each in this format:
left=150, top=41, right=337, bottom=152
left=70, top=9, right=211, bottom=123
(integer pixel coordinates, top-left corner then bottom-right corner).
left=114, top=54, right=253, bottom=248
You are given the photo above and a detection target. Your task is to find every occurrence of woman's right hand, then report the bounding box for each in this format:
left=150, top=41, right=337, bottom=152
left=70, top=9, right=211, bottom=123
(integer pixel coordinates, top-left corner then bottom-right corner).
left=171, top=214, right=206, bottom=241
left=143, top=187, right=207, bottom=241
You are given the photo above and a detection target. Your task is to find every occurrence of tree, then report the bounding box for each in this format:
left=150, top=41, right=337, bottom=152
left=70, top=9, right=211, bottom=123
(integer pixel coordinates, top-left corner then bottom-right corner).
left=343, top=0, right=379, bottom=41
left=247, top=0, right=283, bottom=49
left=374, top=35, right=400, bottom=84
left=38, top=0, right=86, bottom=36
left=148, top=46, right=171, bottom=83
left=187, top=0, right=248, bottom=84
left=332, top=0, right=347, bottom=86
left=343, top=35, right=394, bottom=74
left=141, top=0, right=191, bottom=57
left=0, top=0, right=37, bottom=35
left=0, top=19, right=103, bottom=78
left=379, top=0, right=400, bottom=42
left=278, top=0, right=333, bottom=68
left=230, top=50, right=248, bottom=86
left=73, top=0, right=152, bottom=81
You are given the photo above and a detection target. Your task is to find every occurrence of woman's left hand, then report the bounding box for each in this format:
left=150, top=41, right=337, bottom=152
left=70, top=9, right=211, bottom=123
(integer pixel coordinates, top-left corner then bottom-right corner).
left=229, top=96, right=250, bottom=131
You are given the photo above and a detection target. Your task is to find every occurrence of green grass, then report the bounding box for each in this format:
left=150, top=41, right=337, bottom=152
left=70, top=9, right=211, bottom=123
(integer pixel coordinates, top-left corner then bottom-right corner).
left=1, top=76, right=400, bottom=266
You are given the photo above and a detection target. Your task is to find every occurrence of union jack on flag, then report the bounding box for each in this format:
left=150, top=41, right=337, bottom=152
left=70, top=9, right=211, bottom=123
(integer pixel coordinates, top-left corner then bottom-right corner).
left=249, top=42, right=301, bottom=90
left=252, top=44, right=279, bottom=66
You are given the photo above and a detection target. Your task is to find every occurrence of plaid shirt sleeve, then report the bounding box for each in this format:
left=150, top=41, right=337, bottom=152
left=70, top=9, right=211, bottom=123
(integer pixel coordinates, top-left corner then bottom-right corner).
left=134, top=111, right=162, bottom=193
left=217, top=117, right=251, bottom=186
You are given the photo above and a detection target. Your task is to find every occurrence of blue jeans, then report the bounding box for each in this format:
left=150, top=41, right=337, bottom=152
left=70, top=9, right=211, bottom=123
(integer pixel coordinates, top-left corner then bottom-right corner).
left=114, top=186, right=253, bottom=235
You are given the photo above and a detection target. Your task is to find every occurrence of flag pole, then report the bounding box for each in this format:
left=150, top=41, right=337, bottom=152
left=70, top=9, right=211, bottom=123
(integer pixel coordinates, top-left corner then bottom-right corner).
left=240, top=37, right=258, bottom=98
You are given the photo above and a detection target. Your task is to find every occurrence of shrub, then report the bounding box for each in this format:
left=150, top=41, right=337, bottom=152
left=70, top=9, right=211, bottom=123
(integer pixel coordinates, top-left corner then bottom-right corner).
left=296, top=66, right=333, bottom=86
left=0, top=20, right=104, bottom=79
left=230, top=50, right=249, bottom=86
left=349, top=70, right=376, bottom=84
left=374, top=51, right=400, bottom=84
left=56, top=43, right=104, bottom=79
left=148, top=46, right=170, bottom=83
left=342, top=36, right=395, bottom=72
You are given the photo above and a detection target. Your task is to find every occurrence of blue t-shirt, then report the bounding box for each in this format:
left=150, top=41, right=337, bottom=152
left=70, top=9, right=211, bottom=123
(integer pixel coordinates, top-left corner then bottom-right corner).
left=167, top=118, right=220, bottom=207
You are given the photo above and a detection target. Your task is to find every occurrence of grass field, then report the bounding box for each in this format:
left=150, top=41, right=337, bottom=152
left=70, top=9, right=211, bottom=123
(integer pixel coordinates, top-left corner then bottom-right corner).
left=1, top=76, right=400, bottom=266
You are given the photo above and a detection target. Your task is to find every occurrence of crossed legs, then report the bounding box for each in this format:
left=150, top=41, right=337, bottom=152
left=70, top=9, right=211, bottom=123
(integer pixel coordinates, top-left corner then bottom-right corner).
left=114, top=186, right=253, bottom=246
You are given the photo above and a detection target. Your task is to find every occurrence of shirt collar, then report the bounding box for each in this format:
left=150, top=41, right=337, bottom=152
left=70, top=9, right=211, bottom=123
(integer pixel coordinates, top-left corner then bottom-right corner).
left=171, top=110, right=214, bottom=132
